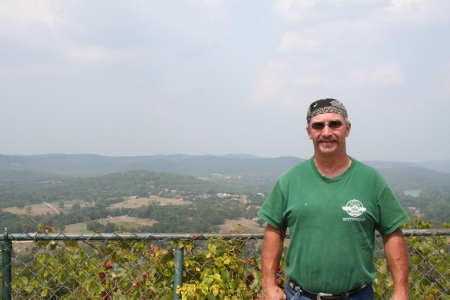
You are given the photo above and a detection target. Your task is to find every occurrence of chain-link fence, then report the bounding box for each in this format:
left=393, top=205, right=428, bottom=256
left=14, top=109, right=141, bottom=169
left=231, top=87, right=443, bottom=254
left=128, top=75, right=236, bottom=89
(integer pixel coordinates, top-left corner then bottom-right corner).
left=1, top=229, right=450, bottom=299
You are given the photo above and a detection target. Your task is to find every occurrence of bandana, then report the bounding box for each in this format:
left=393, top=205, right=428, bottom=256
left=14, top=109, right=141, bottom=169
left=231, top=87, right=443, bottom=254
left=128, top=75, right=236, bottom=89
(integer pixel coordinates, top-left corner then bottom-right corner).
left=306, top=98, right=348, bottom=124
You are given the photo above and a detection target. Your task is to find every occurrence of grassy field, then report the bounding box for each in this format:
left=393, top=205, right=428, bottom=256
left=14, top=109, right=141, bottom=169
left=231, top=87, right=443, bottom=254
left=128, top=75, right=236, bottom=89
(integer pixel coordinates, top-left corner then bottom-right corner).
left=220, top=218, right=265, bottom=233
left=64, top=216, right=158, bottom=233
left=1, top=195, right=190, bottom=216
left=62, top=217, right=264, bottom=234
left=110, top=195, right=191, bottom=209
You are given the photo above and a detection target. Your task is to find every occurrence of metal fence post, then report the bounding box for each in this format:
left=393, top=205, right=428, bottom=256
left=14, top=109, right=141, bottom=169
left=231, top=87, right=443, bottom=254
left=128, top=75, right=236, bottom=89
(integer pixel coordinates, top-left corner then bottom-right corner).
left=2, top=228, right=12, bottom=300
left=173, top=246, right=184, bottom=300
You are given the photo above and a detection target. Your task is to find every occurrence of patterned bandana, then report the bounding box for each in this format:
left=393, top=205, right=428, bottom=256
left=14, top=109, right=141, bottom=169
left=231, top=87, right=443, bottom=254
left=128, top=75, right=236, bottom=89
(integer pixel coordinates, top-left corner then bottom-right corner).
left=306, top=98, right=348, bottom=124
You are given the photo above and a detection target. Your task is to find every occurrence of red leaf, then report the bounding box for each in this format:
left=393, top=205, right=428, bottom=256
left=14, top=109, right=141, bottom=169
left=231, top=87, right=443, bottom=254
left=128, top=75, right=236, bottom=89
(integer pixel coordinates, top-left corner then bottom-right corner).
left=99, top=272, right=107, bottom=285
left=103, top=260, right=113, bottom=270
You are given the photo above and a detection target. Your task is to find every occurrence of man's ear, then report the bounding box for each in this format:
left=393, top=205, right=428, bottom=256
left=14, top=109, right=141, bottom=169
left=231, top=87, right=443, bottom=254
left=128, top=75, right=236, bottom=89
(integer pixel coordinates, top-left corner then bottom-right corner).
left=345, top=122, right=351, bottom=137
left=306, top=125, right=312, bottom=139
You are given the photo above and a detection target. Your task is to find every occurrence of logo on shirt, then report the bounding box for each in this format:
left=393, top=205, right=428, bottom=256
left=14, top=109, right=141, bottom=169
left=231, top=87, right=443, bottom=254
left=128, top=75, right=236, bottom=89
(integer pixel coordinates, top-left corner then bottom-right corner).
left=342, top=200, right=366, bottom=217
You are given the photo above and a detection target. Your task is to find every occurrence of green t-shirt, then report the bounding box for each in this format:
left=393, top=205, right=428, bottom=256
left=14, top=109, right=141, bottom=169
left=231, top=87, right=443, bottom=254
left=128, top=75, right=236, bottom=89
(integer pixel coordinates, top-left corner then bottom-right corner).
left=257, top=157, right=409, bottom=294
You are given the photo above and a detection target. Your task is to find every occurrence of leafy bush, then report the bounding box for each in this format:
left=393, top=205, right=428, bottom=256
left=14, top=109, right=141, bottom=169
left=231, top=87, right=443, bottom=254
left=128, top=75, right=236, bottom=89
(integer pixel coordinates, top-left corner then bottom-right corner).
left=5, top=220, right=450, bottom=299
left=374, top=218, right=450, bottom=299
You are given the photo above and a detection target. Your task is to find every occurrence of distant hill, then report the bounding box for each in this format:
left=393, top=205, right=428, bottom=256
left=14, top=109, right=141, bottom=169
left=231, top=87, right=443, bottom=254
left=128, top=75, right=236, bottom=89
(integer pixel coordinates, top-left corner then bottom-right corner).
left=362, top=161, right=421, bottom=169
left=418, top=160, right=450, bottom=174
left=1, top=154, right=450, bottom=191
left=375, top=167, right=450, bottom=190
left=0, top=169, right=69, bottom=182
left=0, top=154, right=304, bottom=177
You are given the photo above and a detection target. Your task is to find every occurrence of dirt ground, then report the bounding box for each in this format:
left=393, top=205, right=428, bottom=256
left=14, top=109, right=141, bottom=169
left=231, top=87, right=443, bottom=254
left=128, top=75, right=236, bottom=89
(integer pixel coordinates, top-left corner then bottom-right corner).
left=3, top=203, right=57, bottom=215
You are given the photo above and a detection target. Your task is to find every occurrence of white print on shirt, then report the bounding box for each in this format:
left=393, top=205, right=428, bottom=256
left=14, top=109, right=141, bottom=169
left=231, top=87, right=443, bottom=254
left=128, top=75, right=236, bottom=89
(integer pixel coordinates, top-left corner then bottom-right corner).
left=342, top=200, right=366, bottom=221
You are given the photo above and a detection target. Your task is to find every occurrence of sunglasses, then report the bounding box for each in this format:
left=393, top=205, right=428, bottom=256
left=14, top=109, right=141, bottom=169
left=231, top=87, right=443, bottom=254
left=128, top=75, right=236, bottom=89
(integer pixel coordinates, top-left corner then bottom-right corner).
left=310, top=120, right=344, bottom=131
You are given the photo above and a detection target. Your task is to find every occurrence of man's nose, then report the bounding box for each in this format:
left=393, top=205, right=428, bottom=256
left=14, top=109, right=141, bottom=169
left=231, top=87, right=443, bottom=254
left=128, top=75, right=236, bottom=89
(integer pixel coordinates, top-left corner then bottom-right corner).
left=322, top=125, right=333, bottom=136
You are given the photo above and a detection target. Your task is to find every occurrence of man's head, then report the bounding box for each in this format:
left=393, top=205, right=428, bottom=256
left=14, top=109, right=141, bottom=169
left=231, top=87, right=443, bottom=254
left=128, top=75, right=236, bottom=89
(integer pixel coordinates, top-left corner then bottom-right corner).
left=306, top=98, right=351, bottom=158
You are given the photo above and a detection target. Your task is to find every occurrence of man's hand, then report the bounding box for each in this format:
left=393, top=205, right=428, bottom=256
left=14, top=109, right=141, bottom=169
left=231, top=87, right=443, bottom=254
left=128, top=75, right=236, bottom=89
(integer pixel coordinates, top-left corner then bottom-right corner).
left=261, top=224, right=286, bottom=300
left=390, top=291, right=409, bottom=300
left=262, top=285, right=286, bottom=300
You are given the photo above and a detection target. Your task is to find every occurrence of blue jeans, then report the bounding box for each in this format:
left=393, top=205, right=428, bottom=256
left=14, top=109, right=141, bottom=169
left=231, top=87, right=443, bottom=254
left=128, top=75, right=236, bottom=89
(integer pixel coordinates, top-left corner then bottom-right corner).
left=284, top=282, right=375, bottom=300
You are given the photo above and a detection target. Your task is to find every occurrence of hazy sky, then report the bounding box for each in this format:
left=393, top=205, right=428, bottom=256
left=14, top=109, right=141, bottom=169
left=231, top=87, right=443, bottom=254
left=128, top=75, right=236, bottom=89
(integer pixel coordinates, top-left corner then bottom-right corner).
left=1, top=0, right=449, bottom=162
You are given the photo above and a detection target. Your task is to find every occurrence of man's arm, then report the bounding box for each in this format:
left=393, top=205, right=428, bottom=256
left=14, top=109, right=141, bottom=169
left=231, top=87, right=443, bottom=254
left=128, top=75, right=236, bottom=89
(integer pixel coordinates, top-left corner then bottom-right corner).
left=261, top=223, right=286, bottom=300
left=382, top=227, right=409, bottom=300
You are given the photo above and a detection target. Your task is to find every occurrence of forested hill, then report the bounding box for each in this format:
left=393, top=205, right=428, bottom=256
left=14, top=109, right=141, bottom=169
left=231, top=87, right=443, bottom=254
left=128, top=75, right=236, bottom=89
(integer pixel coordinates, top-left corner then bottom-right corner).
left=2, top=154, right=450, bottom=192
left=375, top=167, right=450, bottom=190
left=0, top=170, right=235, bottom=209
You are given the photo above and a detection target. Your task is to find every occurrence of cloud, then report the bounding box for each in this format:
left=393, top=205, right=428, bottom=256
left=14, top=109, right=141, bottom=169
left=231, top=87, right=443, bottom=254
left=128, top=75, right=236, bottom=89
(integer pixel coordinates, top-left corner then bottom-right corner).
left=382, top=0, right=450, bottom=24
left=0, top=63, right=62, bottom=80
left=428, top=62, right=450, bottom=98
left=371, top=0, right=450, bottom=26
left=0, top=1, right=67, bottom=44
left=273, top=0, right=316, bottom=22
left=248, top=60, right=332, bottom=108
left=0, top=0, right=65, bottom=29
left=187, top=0, right=223, bottom=6
left=291, top=75, right=331, bottom=87
left=248, top=59, right=289, bottom=105
left=277, top=31, right=321, bottom=52
left=64, top=45, right=140, bottom=62
left=350, top=63, right=405, bottom=86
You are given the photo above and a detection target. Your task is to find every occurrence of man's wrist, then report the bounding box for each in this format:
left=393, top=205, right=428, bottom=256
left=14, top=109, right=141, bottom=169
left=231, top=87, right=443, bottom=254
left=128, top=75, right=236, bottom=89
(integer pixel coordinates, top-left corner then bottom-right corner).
left=262, top=280, right=278, bottom=290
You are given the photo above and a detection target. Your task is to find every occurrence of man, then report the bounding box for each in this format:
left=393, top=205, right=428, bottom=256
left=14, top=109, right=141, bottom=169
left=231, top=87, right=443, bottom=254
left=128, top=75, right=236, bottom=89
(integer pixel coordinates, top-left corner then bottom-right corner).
left=258, top=98, right=409, bottom=300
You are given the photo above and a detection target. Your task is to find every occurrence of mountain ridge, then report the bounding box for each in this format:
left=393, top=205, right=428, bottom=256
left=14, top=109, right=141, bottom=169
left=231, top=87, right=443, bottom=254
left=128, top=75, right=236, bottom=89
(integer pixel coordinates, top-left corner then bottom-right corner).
left=1, top=153, right=449, bottom=177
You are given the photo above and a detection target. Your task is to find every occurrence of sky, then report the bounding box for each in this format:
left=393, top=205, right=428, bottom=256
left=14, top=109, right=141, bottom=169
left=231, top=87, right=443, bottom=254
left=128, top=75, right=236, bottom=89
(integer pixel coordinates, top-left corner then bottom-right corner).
left=1, top=0, right=449, bottom=162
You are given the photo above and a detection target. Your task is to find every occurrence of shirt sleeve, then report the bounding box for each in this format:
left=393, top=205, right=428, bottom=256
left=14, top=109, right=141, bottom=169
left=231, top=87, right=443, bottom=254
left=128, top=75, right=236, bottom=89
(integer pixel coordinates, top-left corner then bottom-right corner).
left=376, top=184, right=410, bottom=236
left=257, top=180, right=288, bottom=230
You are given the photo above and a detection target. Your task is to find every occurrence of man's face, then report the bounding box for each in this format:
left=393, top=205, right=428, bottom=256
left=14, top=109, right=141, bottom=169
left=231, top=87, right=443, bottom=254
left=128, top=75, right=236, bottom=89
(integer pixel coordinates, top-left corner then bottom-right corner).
left=306, top=113, right=351, bottom=156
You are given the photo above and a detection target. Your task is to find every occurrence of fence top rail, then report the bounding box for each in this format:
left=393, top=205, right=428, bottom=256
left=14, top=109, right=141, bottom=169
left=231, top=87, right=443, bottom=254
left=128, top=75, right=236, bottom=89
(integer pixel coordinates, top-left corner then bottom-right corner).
left=0, top=232, right=266, bottom=241
left=1, top=229, right=450, bottom=241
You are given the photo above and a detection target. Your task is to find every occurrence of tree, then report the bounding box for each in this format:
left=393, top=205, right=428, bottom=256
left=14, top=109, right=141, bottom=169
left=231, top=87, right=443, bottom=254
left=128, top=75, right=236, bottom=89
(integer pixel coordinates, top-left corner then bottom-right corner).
left=25, top=205, right=32, bottom=215
left=72, top=203, right=81, bottom=210
left=57, top=200, right=65, bottom=209
left=256, top=218, right=265, bottom=227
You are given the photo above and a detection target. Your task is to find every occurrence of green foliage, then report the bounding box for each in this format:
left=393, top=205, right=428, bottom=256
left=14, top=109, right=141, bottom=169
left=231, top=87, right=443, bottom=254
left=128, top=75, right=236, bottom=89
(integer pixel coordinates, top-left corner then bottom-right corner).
left=10, top=227, right=263, bottom=299
left=176, top=239, right=260, bottom=300
left=0, top=211, right=31, bottom=232
left=374, top=218, right=450, bottom=299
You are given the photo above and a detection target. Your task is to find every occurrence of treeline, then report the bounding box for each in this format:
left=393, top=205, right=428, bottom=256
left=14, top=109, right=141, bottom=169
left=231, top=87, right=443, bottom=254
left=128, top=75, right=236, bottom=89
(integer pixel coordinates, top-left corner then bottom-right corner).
left=0, top=211, right=31, bottom=233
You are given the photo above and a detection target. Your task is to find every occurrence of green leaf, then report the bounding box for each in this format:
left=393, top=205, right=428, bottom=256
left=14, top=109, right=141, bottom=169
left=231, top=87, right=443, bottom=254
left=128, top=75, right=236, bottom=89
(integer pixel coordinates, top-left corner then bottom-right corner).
left=418, top=243, right=433, bottom=256
left=41, top=289, right=48, bottom=297
left=49, top=240, right=58, bottom=250
left=410, top=254, right=422, bottom=265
